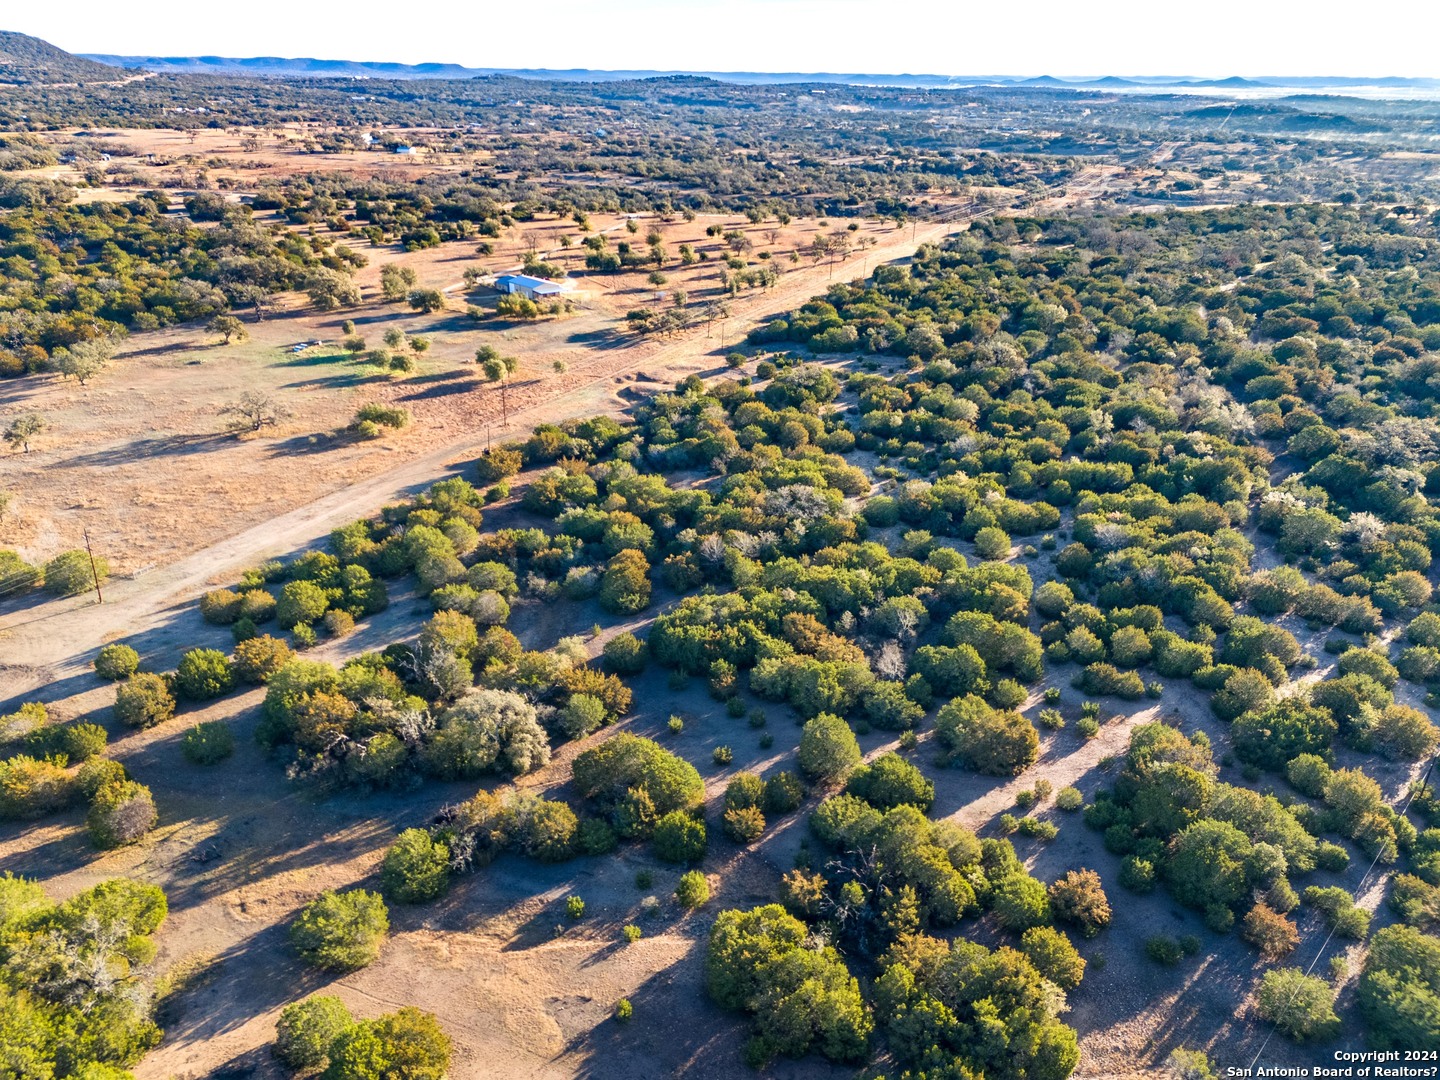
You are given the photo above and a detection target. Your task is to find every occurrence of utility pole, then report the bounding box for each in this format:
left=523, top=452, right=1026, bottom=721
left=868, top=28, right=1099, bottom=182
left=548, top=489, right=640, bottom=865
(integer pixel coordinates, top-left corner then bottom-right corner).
left=83, top=529, right=103, bottom=604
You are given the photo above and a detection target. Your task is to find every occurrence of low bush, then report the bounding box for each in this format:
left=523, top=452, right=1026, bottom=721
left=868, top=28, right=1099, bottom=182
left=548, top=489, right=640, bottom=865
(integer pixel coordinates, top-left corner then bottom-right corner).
left=290, top=889, right=390, bottom=971
left=114, top=672, right=175, bottom=729
left=675, top=870, right=710, bottom=908
left=174, top=648, right=235, bottom=701
left=94, top=643, right=140, bottom=680
left=87, top=779, right=158, bottom=849
left=381, top=829, right=451, bottom=903
left=275, top=995, right=355, bottom=1072
left=181, top=721, right=235, bottom=765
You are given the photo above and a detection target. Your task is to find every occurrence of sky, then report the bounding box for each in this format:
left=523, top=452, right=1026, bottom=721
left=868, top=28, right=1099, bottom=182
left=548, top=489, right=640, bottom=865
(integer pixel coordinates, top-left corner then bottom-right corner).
left=13, top=0, right=1440, bottom=78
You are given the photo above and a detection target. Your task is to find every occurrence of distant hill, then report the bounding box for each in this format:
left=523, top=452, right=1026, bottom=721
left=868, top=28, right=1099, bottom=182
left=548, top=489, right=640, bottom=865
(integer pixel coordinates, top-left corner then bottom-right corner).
left=53, top=46, right=1440, bottom=99
left=0, top=31, right=122, bottom=84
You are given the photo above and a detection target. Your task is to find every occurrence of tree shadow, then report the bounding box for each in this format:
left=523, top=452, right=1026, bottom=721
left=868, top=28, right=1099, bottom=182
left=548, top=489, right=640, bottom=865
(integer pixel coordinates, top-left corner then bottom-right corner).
left=60, top=433, right=235, bottom=469
left=559, top=933, right=786, bottom=1080
left=424, top=312, right=488, bottom=334
left=500, top=905, right=569, bottom=952
left=396, top=372, right=483, bottom=401
left=202, top=1044, right=283, bottom=1080
left=279, top=370, right=389, bottom=391
left=156, top=920, right=331, bottom=1049
left=263, top=432, right=350, bottom=458
left=566, top=328, right=630, bottom=351
left=274, top=350, right=354, bottom=369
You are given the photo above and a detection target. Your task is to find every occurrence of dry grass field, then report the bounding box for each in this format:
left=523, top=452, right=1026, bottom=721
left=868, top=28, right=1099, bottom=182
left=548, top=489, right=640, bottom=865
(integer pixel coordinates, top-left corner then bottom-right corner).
left=1, top=178, right=965, bottom=577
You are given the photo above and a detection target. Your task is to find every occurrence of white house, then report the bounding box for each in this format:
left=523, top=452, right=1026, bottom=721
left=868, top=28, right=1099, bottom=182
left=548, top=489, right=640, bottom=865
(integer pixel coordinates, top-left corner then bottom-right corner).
left=494, top=274, right=569, bottom=300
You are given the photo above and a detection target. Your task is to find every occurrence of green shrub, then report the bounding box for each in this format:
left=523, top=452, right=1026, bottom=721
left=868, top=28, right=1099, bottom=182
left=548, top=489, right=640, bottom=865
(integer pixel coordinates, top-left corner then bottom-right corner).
left=764, top=772, right=804, bottom=814
left=1359, top=925, right=1440, bottom=1047
left=324, top=1007, right=451, bottom=1080
left=675, top=870, right=710, bottom=908
left=723, top=805, right=766, bottom=843
left=602, top=632, right=649, bottom=675
left=992, top=873, right=1052, bottom=931
left=290, top=889, right=390, bottom=971
left=44, top=549, right=108, bottom=597
left=355, top=402, right=411, bottom=430
left=200, top=589, right=244, bottom=624
left=0, top=754, right=76, bottom=819
left=566, top=895, right=586, bottom=920
left=1020, top=926, right=1086, bottom=989
left=1055, top=786, right=1083, bottom=811
left=1120, top=856, right=1156, bottom=893
left=1079, top=662, right=1145, bottom=700
left=87, top=780, right=158, bottom=849
left=232, top=635, right=294, bottom=683
left=275, top=996, right=355, bottom=1071
left=94, top=643, right=140, bottom=681
left=0, top=549, right=40, bottom=596
left=1302, top=886, right=1370, bottom=939
left=973, top=526, right=1012, bottom=560
left=1145, top=935, right=1184, bottom=965
left=598, top=549, right=651, bottom=614
left=797, top=713, right=862, bottom=782
left=174, top=648, right=235, bottom=701
left=1255, top=968, right=1339, bottom=1042
left=577, top=817, right=618, bottom=855
left=114, top=672, right=175, bottom=729
left=653, top=811, right=707, bottom=864
left=935, top=695, right=1039, bottom=775
left=181, top=722, right=235, bottom=765
left=278, top=580, right=330, bottom=629
left=845, top=752, right=934, bottom=811
left=1018, top=817, right=1059, bottom=840
left=76, top=757, right=127, bottom=799
left=381, top=829, right=451, bottom=903
left=559, top=693, right=608, bottom=740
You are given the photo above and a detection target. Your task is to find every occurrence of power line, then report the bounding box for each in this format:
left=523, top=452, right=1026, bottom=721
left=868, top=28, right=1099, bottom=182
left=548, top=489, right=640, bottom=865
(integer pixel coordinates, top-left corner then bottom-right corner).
left=82, top=530, right=104, bottom=605
left=1245, top=753, right=1437, bottom=1073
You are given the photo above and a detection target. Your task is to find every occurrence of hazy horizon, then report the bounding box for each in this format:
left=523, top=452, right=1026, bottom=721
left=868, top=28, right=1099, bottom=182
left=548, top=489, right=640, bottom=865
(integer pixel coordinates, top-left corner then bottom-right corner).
left=13, top=0, right=1440, bottom=81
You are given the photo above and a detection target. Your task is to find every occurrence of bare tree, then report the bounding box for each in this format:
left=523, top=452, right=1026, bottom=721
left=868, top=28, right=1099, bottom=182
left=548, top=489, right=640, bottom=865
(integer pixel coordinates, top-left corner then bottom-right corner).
left=222, top=392, right=290, bottom=434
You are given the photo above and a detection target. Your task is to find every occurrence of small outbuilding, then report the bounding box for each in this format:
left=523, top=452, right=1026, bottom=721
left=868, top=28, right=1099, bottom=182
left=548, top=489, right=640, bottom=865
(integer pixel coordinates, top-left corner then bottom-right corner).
left=494, top=273, right=568, bottom=300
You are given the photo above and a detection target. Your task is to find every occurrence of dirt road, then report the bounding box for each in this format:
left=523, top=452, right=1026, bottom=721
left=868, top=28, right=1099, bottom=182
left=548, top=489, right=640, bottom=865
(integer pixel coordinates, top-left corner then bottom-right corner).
left=0, top=206, right=978, bottom=689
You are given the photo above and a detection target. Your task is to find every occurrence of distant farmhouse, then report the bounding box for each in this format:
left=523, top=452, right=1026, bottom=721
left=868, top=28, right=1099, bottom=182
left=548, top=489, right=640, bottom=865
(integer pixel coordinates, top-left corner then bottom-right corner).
left=494, top=273, right=570, bottom=300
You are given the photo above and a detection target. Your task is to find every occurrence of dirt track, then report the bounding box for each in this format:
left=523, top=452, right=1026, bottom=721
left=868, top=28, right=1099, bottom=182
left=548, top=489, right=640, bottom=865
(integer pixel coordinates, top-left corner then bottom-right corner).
left=0, top=204, right=979, bottom=691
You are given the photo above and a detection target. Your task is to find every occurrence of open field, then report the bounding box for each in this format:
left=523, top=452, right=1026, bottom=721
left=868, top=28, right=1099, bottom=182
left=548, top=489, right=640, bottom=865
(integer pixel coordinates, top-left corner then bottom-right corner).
left=1, top=196, right=978, bottom=577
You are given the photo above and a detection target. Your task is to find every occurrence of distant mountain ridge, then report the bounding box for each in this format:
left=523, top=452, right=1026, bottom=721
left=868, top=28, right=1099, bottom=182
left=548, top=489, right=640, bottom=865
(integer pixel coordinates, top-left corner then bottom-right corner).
left=72, top=51, right=1440, bottom=93
left=0, top=31, right=124, bottom=83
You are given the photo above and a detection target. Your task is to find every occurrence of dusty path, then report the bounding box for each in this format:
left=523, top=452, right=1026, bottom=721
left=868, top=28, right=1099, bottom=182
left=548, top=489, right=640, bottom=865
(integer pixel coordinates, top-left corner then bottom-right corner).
left=0, top=202, right=994, bottom=687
